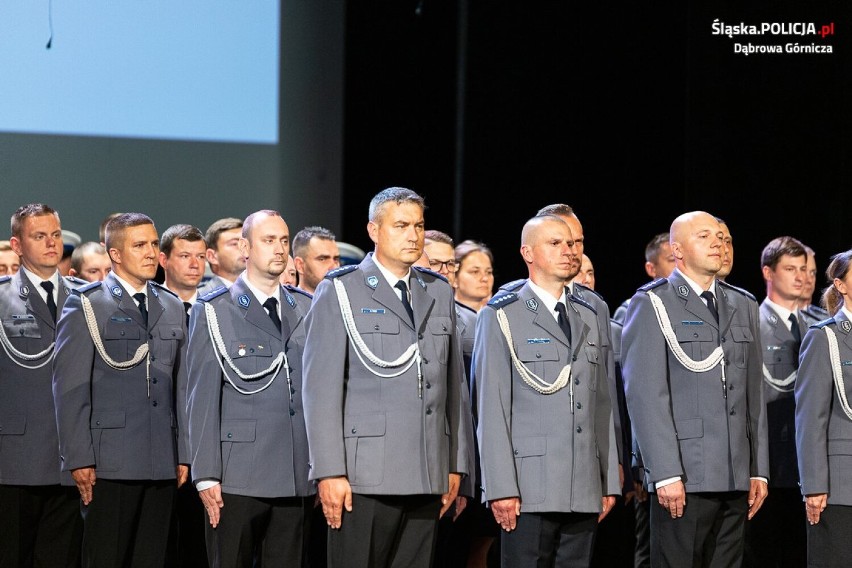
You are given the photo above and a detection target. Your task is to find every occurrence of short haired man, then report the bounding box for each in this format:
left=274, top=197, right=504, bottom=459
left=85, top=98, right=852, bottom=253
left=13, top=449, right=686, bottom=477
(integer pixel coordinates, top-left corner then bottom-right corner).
left=292, top=226, right=340, bottom=295
left=302, top=187, right=473, bottom=568
left=572, top=253, right=595, bottom=290
left=799, top=245, right=829, bottom=326
left=622, top=211, right=769, bottom=567
left=0, top=239, right=20, bottom=275
left=475, top=214, right=620, bottom=565
left=160, top=224, right=207, bottom=309
left=280, top=254, right=298, bottom=287
left=69, top=241, right=111, bottom=282
left=188, top=210, right=315, bottom=566
left=423, top=229, right=458, bottom=287
left=0, top=204, right=83, bottom=567
left=199, top=217, right=246, bottom=295
left=53, top=212, right=190, bottom=566
left=743, top=236, right=809, bottom=567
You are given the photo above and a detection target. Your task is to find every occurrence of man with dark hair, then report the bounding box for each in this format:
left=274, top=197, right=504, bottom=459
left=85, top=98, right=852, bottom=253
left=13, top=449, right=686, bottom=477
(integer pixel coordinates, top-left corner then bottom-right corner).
left=188, top=210, right=315, bottom=566
left=160, top=224, right=207, bottom=308
left=53, top=212, right=190, bottom=567
left=303, top=187, right=472, bottom=568
left=799, top=245, right=830, bottom=326
left=743, top=236, right=809, bottom=567
left=0, top=203, right=83, bottom=567
left=199, top=217, right=246, bottom=295
left=69, top=241, right=110, bottom=282
left=292, top=225, right=340, bottom=295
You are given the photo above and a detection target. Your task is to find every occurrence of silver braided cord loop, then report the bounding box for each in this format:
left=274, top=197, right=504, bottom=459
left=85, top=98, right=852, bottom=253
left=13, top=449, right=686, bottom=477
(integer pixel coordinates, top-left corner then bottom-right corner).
left=495, top=308, right=571, bottom=395
left=824, top=326, right=852, bottom=420
left=647, top=291, right=724, bottom=373
left=81, top=294, right=148, bottom=369
left=0, top=320, right=54, bottom=369
left=762, top=364, right=796, bottom=393
left=333, top=279, right=420, bottom=378
left=204, top=302, right=286, bottom=396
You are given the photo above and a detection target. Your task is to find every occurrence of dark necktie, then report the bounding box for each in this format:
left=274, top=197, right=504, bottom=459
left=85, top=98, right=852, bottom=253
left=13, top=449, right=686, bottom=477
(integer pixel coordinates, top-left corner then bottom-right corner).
left=262, top=297, right=281, bottom=332
left=183, top=302, right=192, bottom=327
left=789, top=313, right=802, bottom=344
left=133, top=293, right=148, bottom=327
left=41, top=281, right=57, bottom=322
left=700, top=291, right=719, bottom=324
left=555, top=301, right=572, bottom=345
left=395, top=280, right=415, bottom=325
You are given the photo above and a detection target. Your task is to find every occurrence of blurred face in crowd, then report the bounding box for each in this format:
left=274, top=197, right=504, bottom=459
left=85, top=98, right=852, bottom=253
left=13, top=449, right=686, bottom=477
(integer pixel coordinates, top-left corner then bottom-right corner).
left=423, top=241, right=457, bottom=287
left=72, top=251, right=111, bottom=282
left=455, top=250, right=494, bottom=310
left=161, top=238, right=207, bottom=290
left=801, top=253, right=818, bottom=306
left=208, top=227, right=246, bottom=280
left=280, top=255, right=298, bottom=287
left=647, top=241, right=676, bottom=279
left=295, top=237, right=340, bottom=293
left=573, top=254, right=595, bottom=290
left=718, top=222, right=734, bottom=280
left=0, top=249, right=20, bottom=276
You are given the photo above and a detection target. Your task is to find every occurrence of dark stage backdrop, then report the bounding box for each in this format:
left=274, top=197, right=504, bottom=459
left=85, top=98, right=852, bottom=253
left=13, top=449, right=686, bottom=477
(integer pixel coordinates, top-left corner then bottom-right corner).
left=342, top=0, right=850, bottom=313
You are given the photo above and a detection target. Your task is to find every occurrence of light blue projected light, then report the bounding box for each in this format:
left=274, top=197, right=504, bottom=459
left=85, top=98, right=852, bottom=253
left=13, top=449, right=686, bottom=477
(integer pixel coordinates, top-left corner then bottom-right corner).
left=0, top=0, right=279, bottom=144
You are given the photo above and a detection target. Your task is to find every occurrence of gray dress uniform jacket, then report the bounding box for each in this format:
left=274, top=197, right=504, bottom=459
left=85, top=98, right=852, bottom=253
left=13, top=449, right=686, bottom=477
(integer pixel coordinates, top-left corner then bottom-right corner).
left=0, top=270, right=82, bottom=485
left=302, top=254, right=472, bottom=496
left=759, top=301, right=801, bottom=487
left=795, top=311, right=852, bottom=505
left=186, top=278, right=314, bottom=498
left=474, top=284, right=620, bottom=513
left=622, top=270, right=769, bottom=493
left=53, top=272, right=189, bottom=480
left=198, top=275, right=231, bottom=297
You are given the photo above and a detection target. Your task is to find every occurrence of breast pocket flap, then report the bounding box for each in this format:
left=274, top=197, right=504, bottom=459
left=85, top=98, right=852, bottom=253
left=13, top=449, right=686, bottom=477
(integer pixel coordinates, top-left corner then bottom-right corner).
left=675, top=418, right=704, bottom=440
left=517, top=342, right=559, bottom=362
left=513, top=437, right=547, bottom=457
left=91, top=411, right=126, bottom=429
left=159, top=327, right=184, bottom=340
left=220, top=420, right=257, bottom=442
left=730, top=326, right=753, bottom=342
left=0, top=414, right=26, bottom=435
left=343, top=414, right=386, bottom=438
left=353, top=315, right=399, bottom=335
left=427, top=317, right=453, bottom=335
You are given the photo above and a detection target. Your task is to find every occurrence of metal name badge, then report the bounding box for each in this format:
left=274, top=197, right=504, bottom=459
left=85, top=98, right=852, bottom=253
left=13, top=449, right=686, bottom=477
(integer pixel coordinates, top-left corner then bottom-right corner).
left=111, top=286, right=123, bottom=297
left=527, top=338, right=551, bottom=344
left=681, top=321, right=704, bottom=326
left=678, top=285, right=689, bottom=297
left=238, top=294, right=250, bottom=308
left=525, top=298, right=539, bottom=312
left=361, top=308, right=386, bottom=314
left=366, top=275, right=379, bottom=289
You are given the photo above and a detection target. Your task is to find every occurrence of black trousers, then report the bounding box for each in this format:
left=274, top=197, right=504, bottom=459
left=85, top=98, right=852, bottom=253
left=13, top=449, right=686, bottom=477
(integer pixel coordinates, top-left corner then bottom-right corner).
left=166, top=481, right=208, bottom=568
left=81, top=478, right=176, bottom=568
left=501, top=511, right=598, bottom=568
left=205, top=493, right=312, bottom=568
left=650, top=491, right=748, bottom=568
left=743, top=487, right=806, bottom=568
left=328, top=494, right=441, bottom=568
left=0, top=484, right=82, bottom=568
left=806, top=503, right=852, bottom=568
left=634, top=497, right=651, bottom=568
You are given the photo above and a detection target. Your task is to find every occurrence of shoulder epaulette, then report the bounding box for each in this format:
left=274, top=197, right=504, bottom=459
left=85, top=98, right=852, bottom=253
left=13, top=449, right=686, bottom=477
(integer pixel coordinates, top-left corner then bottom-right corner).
left=285, top=284, right=313, bottom=300
left=198, top=285, right=228, bottom=303
left=455, top=300, right=477, bottom=315
left=804, top=304, right=829, bottom=318
left=498, top=278, right=526, bottom=292
left=569, top=294, right=598, bottom=315
left=574, top=282, right=605, bottom=303
left=151, top=281, right=178, bottom=299
left=718, top=280, right=757, bottom=302
left=0, top=275, right=11, bottom=285
left=638, top=278, right=666, bottom=292
left=325, top=264, right=358, bottom=279
left=413, top=265, right=448, bottom=283
left=75, top=281, right=102, bottom=295
left=812, top=317, right=835, bottom=329
left=63, top=275, right=88, bottom=286
left=486, top=291, right=518, bottom=309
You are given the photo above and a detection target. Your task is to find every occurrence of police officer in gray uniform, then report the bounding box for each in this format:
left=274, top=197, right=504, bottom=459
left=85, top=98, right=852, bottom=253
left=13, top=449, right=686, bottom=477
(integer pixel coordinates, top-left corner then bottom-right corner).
left=53, top=213, right=189, bottom=567
left=187, top=210, right=314, bottom=567
left=622, top=211, right=769, bottom=567
left=0, top=203, right=83, bottom=568
left=475, top=215, right=619, bottom=567
left=302, top=187, right=472, bottom=568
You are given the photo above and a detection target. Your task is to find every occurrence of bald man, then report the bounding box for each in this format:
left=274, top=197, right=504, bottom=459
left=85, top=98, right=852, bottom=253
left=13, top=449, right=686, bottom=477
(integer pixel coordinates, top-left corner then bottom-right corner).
left=621, top=211, right=768, bottom=567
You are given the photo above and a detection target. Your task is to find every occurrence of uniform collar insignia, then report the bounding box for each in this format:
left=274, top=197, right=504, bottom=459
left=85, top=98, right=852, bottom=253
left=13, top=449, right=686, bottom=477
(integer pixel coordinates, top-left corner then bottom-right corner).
left=366, top=275, right=379, bottom=289
left=238, top=294, right=250, bottom=308
left=769, top=313, right=778, bottom=324
left=111, top=285, right=123, bottom=298
left=678, top=285, right=689, bottom=298
left=284, top=290, right=296, bottom=308
left=526, top=298, right=538, bottom=312
left=19, top=285, right=29, bottom=298
left=842, top=320, right=852, bottom=333
left=63, top=285, right=70, bottom=295
left=150, top=285, right=159, bottom=298
left=415, top=272, right=426, bottom=289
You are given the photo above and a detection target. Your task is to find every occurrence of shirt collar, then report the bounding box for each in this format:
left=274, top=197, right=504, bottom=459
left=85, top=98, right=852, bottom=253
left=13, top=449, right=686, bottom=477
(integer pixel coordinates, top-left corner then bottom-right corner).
left=21, top=265, right=59, bottom=290
left=111, top=272, right=147, bottom=297
left=764, top=297, right=796, bottom=324
left=527, top=279, right=568, bottom=321
left=240, top=274, right=280, bottom=309
left=372, top=256, right=411, bottom=290
left=680, top=272, right=717, bottom=299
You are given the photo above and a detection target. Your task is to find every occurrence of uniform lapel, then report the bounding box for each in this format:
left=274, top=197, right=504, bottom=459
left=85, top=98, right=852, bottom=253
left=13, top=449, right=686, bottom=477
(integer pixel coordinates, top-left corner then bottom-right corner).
left=103, top=273, right=146, bottom=329
left=521, top=284, right=568, bottom=348
left=17, top=270, right=54, bottom=330
left=230, top=278, right=281, bottom=339
left=671, top=271, right=718, bottom=330
left=360, top=258, right=413, bottom=329
left=410, top=272, right=434, bottom=331
left=566, top=294, right=591, bottom=349
left=717, top=282, right=736, bottom=336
